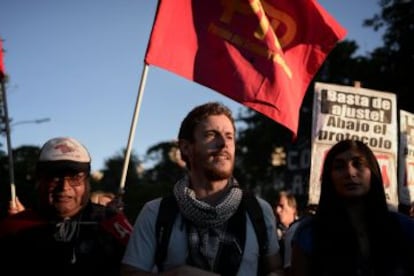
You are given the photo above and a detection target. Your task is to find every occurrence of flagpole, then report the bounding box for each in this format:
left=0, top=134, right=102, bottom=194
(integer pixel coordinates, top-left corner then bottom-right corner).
left=0, top=79, right=16, bottom=208
left=118, top=63, right=149, bottom=195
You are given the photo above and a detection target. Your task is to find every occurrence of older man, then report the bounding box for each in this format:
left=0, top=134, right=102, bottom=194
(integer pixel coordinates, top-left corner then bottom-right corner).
left=0, top=137, right=131, bottom=275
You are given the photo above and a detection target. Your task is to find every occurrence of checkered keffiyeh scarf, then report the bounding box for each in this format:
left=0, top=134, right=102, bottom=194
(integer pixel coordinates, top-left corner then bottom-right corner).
left=173, top=176, right=242, bottom=228
left=173, top=176, right=243, bottom=270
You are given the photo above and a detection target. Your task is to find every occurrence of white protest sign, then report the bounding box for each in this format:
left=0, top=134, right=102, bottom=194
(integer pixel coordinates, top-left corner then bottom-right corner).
left=308, top=82, right=398, bottom=208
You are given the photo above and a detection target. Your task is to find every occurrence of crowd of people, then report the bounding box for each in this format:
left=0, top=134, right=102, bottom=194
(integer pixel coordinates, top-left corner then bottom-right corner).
left=2, top=102, right=414, bottom=276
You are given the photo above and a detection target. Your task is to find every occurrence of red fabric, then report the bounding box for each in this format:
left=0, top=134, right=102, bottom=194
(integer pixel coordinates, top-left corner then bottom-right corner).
left=0, top=39, right=5, bottom=79
left=0, top=210, right=47, bottom=237
left=145, top=0, right=347, bottom=137
left=100, top=212, right=133, bottom=246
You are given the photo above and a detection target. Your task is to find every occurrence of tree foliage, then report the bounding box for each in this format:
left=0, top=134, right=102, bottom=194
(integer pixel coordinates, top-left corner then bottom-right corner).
left=362, top=0, right=414, bottom=112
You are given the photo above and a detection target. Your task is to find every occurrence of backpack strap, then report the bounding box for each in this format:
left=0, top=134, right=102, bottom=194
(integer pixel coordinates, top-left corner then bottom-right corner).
left=154, top=195, right=178, bottom=272
left=215, top=199, right=246, bottom=275
left=154, top=191, right=268, bottom=275
left=243, top=191, right=268, bottom=275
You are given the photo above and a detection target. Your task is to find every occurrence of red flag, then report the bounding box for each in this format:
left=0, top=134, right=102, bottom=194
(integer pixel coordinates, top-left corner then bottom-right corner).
left=145, top=0, right=347, bottom=137
left=0, top=38, right=5, bottom=79
left=100, top=212, right=133, bottom=245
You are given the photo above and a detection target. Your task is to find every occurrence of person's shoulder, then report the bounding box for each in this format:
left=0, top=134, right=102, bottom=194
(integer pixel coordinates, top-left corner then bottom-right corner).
left=240, top=192, right=274, bottom=222
left=284, top=219, right=301, bottom=242
left=245, top=193, right=272, bottom=211
left=286, top=217, right=303, bottom=234
left=145, top=197, right=164, bottom=213
left=390, top=211, right=414, bottom=236
left=290, top=215, right=315, bottom=253
left=134, top=197, right=169, bottom=222
left=255, top=196, right=271, bottom=208
left=294, top=215, right=314, bottom=232
left=390, top=211, right=414, bottom=225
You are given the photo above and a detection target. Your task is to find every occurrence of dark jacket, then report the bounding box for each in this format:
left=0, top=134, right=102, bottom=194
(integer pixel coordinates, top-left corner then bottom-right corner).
left=0, top=202, right=131, bottom=275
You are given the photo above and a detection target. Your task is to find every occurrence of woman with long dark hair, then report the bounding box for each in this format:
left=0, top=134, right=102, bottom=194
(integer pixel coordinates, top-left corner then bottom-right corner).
left=291, top=139, right=414, bottom=276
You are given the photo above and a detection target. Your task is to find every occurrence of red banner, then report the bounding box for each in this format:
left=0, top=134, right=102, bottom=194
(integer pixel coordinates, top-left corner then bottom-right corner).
left=145, top=0, right=346, bottom=137
left=0, top=210, right=47, bottom=237
left=0, top=38, right=5, bottom=79
left=100, top=212, right=133, bottom=245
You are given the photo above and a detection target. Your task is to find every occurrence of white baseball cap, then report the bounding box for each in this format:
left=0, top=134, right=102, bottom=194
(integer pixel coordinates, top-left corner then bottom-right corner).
left=37, top=137, right=91, bottom=173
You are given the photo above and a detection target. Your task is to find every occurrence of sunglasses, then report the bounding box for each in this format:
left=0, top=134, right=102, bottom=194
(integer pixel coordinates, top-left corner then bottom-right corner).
left=42, top=172, right=88, bottom=188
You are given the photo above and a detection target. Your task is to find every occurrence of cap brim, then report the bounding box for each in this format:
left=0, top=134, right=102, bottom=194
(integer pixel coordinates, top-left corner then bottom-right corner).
left=37, top=160, right=90, bottom=175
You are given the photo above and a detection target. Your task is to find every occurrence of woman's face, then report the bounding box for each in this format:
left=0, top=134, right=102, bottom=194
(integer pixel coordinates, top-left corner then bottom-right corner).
left=330, top=149, right=371, bottom=198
